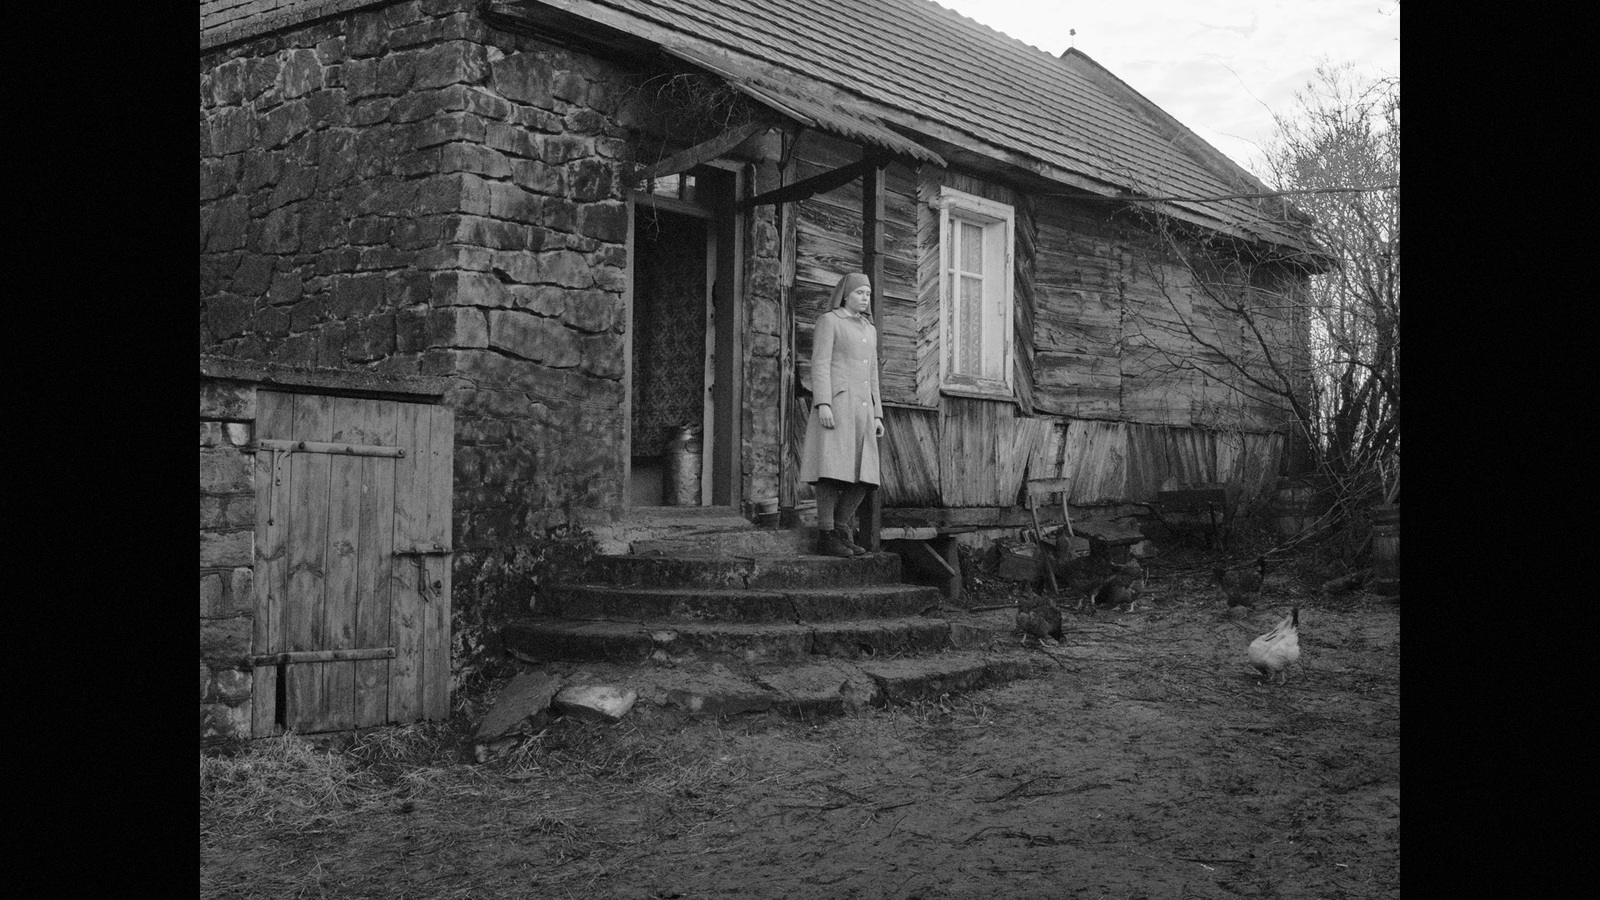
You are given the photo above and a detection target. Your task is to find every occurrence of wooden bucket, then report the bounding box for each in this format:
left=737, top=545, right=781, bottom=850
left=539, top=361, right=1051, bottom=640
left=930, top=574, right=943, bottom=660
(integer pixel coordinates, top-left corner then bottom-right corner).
left=1369, top=504, right=1399, bottom=595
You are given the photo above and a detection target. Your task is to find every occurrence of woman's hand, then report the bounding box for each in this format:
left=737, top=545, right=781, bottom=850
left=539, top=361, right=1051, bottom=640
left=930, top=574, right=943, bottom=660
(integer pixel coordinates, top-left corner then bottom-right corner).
left=874, top=417, right=885, bottom=438
left=817, top=404, right=834, bottom=429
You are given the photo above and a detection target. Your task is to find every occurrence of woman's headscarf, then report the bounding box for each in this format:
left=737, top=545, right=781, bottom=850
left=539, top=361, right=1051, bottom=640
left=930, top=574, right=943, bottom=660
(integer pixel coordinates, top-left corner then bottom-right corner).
left=831, top=272, right=871, bottom=309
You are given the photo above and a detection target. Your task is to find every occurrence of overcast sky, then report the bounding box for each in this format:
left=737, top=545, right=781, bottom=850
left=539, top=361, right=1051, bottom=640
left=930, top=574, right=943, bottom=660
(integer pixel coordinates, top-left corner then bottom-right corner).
left=929, top=0, right=1400, bottom=178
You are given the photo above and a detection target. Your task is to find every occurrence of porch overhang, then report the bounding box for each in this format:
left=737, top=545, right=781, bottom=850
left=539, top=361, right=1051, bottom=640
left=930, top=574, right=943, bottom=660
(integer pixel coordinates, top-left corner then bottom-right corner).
left=662, top=45, right=945, bottom=169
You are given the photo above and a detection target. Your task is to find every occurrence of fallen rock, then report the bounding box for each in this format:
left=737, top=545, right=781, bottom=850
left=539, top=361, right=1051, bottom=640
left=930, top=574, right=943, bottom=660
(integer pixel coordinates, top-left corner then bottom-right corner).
left=553, top=684, right=639, bottom=723
left=475, top=672, right=564, bottom=742
left=1129, top=540, right=1159, bottom=560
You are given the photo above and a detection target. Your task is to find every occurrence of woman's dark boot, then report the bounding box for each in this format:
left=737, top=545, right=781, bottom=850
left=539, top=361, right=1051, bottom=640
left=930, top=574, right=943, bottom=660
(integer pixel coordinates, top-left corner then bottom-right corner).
left=834, top=525, right=870, bottom=557
left=816, top=527, right=854, bottom=558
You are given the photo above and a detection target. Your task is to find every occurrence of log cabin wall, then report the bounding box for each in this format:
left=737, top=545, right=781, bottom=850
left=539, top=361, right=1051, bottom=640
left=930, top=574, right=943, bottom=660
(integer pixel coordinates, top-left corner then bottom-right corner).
left=780, top=131, right=1300, bottom=514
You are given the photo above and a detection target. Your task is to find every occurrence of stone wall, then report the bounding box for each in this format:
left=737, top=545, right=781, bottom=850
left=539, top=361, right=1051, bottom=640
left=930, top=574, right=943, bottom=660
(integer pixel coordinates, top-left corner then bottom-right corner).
left=200, top=379, right=259, bottom=744
left=200, top=0, right=658, bottom=558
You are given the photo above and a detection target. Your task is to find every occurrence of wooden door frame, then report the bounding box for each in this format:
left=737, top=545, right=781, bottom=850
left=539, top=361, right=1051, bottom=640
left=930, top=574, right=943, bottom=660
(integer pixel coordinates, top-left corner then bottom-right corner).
left=622, top=161, right=746, bottom=511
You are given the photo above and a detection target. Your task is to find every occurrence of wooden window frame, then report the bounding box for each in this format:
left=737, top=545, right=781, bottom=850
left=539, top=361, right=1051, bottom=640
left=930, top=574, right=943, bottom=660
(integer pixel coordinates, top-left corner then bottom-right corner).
left=935, top=187, right=1015, bottom=400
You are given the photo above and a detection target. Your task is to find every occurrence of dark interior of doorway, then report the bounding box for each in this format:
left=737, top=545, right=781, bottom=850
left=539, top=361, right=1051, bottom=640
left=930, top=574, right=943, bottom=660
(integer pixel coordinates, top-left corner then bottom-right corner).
left=630, top=208, right=707, bottom=506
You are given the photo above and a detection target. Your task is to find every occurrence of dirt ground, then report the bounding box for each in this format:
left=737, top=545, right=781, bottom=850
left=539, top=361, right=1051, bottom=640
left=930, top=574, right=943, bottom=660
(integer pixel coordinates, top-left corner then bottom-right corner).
left=201, top=556, right=1399, bottom=899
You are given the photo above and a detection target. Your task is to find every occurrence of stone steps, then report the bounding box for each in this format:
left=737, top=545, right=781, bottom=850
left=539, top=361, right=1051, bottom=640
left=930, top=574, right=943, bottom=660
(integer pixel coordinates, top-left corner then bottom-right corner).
left=498, top=519, right=1038, bottom=721
left=502, top=614, right=958, bottom=665
left=542, top=583, right=944, bottom=624
left=585, top=551, right=903, bottom=590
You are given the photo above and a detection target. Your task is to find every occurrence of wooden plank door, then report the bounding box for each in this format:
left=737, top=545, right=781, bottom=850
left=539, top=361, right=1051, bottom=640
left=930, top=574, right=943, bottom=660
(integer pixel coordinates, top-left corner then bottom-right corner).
left=250, top=391, right=453, bottom=736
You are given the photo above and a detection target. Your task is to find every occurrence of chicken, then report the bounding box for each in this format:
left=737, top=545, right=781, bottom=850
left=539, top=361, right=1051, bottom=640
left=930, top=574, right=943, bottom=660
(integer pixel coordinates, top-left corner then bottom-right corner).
left=1016, top=597, right=1064, bottom=644
left=1082, top=559, right=1143, bottom=611
left=1215, top=556, right=1268, bottom=608
left=1247, top=606, right=1300, bottom=685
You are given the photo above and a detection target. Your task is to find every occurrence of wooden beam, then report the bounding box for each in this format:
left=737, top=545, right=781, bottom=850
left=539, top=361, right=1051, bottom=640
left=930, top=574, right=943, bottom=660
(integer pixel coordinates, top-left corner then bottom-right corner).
left=860, top=160, right=887, bottom=551
left=251, top=647, right=397, bottom=667
left=738, top=154, right=885, bottom=210
left=633, top=121, right=766, bottom=185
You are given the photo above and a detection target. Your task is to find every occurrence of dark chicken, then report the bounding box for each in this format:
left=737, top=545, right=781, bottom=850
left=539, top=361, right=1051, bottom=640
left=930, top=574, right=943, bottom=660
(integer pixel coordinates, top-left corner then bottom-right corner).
left=1083, top=559, right=1143, bottom=611
left=1016, top=598, right=1064, bottom=644
left=1215, top=556, right=1268, bottom=608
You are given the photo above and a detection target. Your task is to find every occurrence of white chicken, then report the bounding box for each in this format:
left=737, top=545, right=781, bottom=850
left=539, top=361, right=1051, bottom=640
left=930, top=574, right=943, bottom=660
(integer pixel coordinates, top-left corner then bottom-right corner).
left=1247, top=606, right=1300, bottom=685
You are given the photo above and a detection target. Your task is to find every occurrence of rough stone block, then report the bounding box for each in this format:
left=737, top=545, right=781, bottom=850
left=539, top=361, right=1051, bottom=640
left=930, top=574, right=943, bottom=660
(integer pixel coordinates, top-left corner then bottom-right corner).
left=511, top=158, right=564, bottom=195
left=428, top=307, right=488, bottom=349
left=442, top=142, right=512, bottom=179
left=487, top=310, right=579, bottom=367
left=452, top=215, right=531, bottom=251
left=200, top=530, right=253, bottom=569
left=201, top=573, right=224, bottom=616
left=553, top=684, right=637, bottom=723
left=390, top=84, right=472, bottom=124
left=488, top=181, right=542, bottom=223
left=208, top=106, right=258, bottom=156
left=576, top=200, right=627, bottom=242
left=200, top=701, right=253, bottom=744
left=200, top=447, right=254, bottom=493
left=577, top=333, right=624, bottom=379
left=542, top=134, right=591, bottom=165
left=203, top=196, right=248, bottom=253
left=489, top=54, right=554, bottom=109
left=484, top=120, right=538, bottom=159
left=413, top=40, right=488, bottom=91
left=561, top=290, right=617, bottom=333
left=199, top=616, right=253, bottom=667
left=536, top=249, right=590, bottom=288
left=261, top=99, right=312, bottom=149
left=208, top=668, right=253, bottom=705
left=200, top=422, right=225, bottom=448
left=475, top=672, right=564, bottom=740
left=230, top=567, right=254, bottom=612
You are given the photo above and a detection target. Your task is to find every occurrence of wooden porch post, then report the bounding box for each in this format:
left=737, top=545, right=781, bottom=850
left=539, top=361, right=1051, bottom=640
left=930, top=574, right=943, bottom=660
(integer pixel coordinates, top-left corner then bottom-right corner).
left=860, top=160, right=886, bottom=551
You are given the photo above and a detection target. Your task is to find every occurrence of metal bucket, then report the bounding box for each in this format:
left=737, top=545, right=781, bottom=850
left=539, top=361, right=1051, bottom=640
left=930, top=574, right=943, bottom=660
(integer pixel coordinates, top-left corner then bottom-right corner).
left=662, top=425, right=702, bottom=506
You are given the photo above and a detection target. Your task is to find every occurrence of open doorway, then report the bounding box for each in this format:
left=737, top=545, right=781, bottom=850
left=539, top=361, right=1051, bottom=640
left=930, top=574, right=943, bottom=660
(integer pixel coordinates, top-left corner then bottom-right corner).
left=627, top=165, right=742, bottom=510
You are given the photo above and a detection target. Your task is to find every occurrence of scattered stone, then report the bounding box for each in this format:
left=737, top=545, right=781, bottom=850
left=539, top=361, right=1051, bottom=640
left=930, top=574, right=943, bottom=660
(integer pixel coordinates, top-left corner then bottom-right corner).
left=553, top=684, right=638, bottom=723
left=475, top=672, right=564, bottom=742
left=657, top=666, right=775, bottom=717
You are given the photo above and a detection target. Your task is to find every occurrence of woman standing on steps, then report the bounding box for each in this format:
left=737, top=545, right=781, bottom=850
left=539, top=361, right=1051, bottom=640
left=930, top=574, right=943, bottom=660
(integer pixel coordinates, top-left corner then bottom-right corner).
left=799, top=271, right=885, bottom=557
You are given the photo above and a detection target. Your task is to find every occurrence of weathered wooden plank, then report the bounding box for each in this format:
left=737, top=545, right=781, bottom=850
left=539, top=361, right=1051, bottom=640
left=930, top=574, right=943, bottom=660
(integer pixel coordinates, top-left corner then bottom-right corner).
left=317, top=396, right=366, bottom=732
left=1013, top=194, right=1037, bottom=415
left=422, top=404, right=455, bottom=721
left=1064, top=419, right=1127, bottom=505
left=250, top=389, right=294, bottom=738
left=915, top=167, right=941, bottom=407
left=940, top=396, right=1004, bottom=507
left=1031, top=349, right=1120, bottom=420
left=1027, top=419, right=1068, bottom=483
left=778, top=169, right=799, bottom=511
left=389, top=402, right=427, bottom=725
left=1214, top=429, right=1245, bottom=488
left=285, top=393, right=333, bottom=733
left=354, top=399, right=397, bottom=727
left=880, top=505, right=1043, bottom=530
left=879, top=405, right=940, bottom=507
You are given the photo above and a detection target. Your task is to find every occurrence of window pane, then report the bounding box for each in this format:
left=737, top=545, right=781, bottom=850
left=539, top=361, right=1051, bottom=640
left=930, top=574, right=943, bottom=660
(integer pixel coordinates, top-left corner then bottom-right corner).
left=958, top=274, right=983, bottom=375
left=960, top=221, right=983, bottom=273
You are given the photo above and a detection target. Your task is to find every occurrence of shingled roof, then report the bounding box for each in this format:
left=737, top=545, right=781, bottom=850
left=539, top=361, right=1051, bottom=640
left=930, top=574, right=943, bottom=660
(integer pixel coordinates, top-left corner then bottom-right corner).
left=513, top=0, right=1314, bottom=253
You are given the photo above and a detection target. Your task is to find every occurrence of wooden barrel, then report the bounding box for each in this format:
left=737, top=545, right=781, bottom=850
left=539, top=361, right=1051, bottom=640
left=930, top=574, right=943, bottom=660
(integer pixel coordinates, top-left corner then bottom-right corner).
left=1273, top=481, right=1320, bottom=537
left=1369, top=504, right=1399, bottom=595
